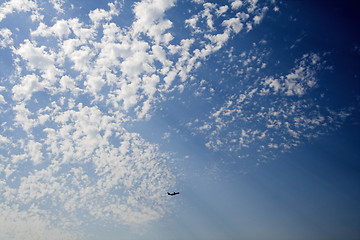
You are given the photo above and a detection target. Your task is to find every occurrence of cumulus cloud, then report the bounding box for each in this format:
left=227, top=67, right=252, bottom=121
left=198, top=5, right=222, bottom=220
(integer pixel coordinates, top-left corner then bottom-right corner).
left=231, top=0, right=243, bottom=10
left=14, top=40, right=55, bottom=70
left=0, top=0, right=37, bottom=22
left=89, top=1, right=121, bottom=26
left=12, top=74, right=43, bottom=101
left=13, top=40, right=63, bottom=84
left=132, top=0, right=176, bottom=37
left=31, top=20, right=72, bottom=39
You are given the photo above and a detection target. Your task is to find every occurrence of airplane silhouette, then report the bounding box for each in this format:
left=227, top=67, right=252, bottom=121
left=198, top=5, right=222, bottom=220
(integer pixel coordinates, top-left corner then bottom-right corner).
left=167, top=192, right=180, bottom=196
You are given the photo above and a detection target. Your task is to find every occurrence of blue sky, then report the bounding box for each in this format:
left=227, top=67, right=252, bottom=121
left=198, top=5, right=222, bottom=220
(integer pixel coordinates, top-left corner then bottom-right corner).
left=0, top=0, right=359, bottom=239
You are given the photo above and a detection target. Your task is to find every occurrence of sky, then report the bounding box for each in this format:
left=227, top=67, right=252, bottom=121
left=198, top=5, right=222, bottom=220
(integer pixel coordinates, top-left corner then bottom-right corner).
left=0, top=0, right=359, bottom=239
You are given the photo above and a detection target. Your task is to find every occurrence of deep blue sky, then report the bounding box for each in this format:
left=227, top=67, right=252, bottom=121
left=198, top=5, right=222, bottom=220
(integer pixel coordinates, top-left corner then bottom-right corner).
left=0, top=0, right=359, bottom=239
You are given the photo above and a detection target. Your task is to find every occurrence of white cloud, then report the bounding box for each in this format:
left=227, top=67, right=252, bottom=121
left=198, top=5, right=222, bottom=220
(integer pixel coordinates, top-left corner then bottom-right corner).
left=14, top=40, right=54, bottom=70
left=263, top=77, right=281, bottom=93
left=85, top=74, right=105, bottom=93
left=13, top=102, right=39, bottom=133
left=49, top=0, right=65, bottom=13
left=216, top=5, right=229, bottom=16
left=152, top=45, right=172, bottom=72
left=191, top=0, right=204, bottom=3
left=0, top=94, right=6, bottom=104
left=67, top=18, right=96, bottom=40
left=12, top=74, right=43, bottom=101
left=202, top=3, right=216, bottom=31
left=185, top=15, right=200, bottom=32
left=31, top=20, right=71, bottom=39
left=231, top=0, right=243, bottom=10
left=89, top=1, right=121, bottom=26
left=0, top=0, right=37, bottom=22
left=0, top=203, right=81, bottom=240
left=67, top=45, right=95, bottom=72
left=59, top=75, right=81, bottom=95
left=0, top=134, right=10, bottom=144
left=143, top=74, right=160, bottom=97
left=253, top=7, right=268, bottom=25
left=14, top=40, right=63, bottom=84
left=261, top=53, right=323, bottom=96
left=247, top=0, right=259, bottom=13
left=132, top=0, right=176, bottom=37
left=222, top=17, right=243, bottom=33
left=26, top=139, right=43, bottom=165
left=0, top=28, right=13, bottom=48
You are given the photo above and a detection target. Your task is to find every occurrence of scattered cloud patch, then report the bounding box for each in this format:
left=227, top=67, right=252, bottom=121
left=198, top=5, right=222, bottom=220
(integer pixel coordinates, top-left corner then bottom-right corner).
left=190, top=53, right=352, bottom=165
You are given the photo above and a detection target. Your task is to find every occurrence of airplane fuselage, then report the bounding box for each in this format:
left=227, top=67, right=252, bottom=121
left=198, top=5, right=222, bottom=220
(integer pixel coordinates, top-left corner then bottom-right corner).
left=167, top=192, right=180, bottom=196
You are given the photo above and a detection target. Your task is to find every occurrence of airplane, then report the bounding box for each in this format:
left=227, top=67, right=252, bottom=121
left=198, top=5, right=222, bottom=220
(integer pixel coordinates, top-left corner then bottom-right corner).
left=167, top=192, right=180, bottom=196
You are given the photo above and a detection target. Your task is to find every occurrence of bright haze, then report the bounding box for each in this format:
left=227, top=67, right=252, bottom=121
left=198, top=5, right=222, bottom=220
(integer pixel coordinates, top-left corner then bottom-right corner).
left=0, top=0, right=359, bottom=239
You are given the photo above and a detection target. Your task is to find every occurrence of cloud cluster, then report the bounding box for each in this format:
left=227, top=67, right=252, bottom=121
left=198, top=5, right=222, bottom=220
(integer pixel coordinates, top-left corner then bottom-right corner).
left=4, top=0, right=271, bottom=120
left=1, top=101, right=176, bottom=237
left=190, top=52, right=352, bottom=165
left=261, top=53, right=321, bottom=96
left=2, top=0, right=274, bottom=236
